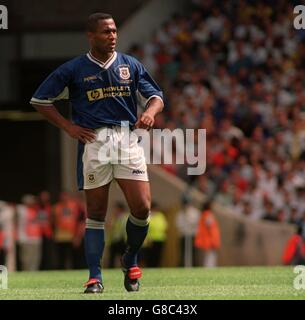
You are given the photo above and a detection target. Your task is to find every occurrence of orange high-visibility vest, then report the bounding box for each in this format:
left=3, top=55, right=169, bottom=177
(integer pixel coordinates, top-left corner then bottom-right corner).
left=38, top=205, right=53, bottom=238
left=54, top=201, right=79, bottom=234
left=194, top=210, right=221, bottom=250
left=25, top=207, right=41, bottom=238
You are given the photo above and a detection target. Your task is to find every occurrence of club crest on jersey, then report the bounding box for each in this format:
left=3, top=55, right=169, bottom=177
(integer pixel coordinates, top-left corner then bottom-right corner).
left=119, top=67, right=130, bottom=80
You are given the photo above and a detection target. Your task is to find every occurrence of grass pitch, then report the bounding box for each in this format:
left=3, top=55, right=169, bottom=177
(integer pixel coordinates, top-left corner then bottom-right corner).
left=0, top=266, right=304, bottom=300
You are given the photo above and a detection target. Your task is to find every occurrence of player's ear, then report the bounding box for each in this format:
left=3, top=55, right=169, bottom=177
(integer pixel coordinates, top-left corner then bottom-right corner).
left=87, top=32, right=94, bottom=41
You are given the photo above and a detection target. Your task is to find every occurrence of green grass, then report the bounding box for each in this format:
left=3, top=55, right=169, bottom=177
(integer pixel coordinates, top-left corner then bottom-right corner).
left=0, top=266, right=304, bottom=300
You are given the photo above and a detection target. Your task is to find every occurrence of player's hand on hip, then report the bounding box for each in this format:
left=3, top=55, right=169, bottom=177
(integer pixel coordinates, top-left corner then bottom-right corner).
left=135, top=112, right=155, bottom=130
left=65, top=123, right=96, bottom=143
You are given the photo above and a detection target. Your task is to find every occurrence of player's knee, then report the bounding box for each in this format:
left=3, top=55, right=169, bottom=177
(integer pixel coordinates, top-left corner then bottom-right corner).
left=132, top=202, right=151, bottom=220
left=86, top=203, right=107, bottom=221
left=87, top=212, right=105, bottom=221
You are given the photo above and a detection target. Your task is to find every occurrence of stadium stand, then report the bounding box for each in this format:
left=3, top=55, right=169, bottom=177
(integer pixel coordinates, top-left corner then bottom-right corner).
left=130, top=0, right=305, bottom=225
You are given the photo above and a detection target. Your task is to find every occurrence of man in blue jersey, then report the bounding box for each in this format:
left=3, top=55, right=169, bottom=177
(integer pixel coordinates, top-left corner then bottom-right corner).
left=31, top=13, right=164, bottom=294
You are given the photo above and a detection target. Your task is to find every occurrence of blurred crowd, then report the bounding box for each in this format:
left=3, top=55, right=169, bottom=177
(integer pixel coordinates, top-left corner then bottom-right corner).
left=0, top=191, right=87, bottom=271
left=0, top=193, right=170, bottom=270
left=130, top=0, right=305, bottom=225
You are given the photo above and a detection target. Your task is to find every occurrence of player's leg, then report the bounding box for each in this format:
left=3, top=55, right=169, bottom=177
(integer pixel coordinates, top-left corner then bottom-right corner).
left=116, top=179, right=151, bottom=291
left=78, top=129, right=114, bottom=293
left=113, top=126, right=150, bottom=290
left=116, top=179, right=151, bottom=265
left=83, top=183, right=111, bottom=293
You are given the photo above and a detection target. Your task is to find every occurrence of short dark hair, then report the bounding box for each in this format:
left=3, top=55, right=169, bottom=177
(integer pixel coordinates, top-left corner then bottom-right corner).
left=86, top=13, right=113, bottom=32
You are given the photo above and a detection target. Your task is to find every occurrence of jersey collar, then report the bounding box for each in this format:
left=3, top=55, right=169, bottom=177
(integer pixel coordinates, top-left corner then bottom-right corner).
left=87, top=51, right=117, bottom=69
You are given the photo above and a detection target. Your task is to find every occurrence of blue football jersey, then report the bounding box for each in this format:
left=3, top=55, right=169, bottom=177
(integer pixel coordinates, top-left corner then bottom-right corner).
left=30, top=51, right=163, bottom=128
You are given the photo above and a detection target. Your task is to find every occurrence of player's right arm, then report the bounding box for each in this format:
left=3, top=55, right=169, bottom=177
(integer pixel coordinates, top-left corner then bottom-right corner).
left=30, top=62, right=96, bottom=144
left=33, top=104, right=95, bottom=143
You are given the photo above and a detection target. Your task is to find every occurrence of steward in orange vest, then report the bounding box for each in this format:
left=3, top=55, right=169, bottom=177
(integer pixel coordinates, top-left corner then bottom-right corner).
left=195, top=205, right=221, bottom=251
left=53, top=192, right=81, bottom=269
left=17, top=196, right=42, bottom=242
left=38, top=191, right=53, bottom=239
left=17, top=195, right=42, bottom=271
left=53, top=193, right=80, bottom=242
left=25, top=206, right=42, bottom=239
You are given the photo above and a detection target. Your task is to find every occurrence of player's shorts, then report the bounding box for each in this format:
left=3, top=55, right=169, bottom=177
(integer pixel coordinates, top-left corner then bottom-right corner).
left=77, top=125, right=148, bottom=190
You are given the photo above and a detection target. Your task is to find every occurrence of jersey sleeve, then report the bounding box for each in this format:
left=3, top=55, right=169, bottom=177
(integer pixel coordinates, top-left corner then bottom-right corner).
left=136, top=62, right=164, bottom=108
left=30, top=62, right=73, bottom=106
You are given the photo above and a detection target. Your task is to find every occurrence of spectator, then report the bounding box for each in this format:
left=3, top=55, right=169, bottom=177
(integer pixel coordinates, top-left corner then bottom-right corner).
left=282, top=222, right=305, bottom=265
left=107, top=202, right=128, bottom=268
left=53, top=191, right=80, bottom=269
left=37, top=191, right=54, bottom=270
left=16, top=195, right=42, bottom=271
left=0, top=217, right=4, bottom=265
left=194, top=201, right=221, bottom=268
left=262, top=200, right=277, bottom=222
left=176, top=196, right=200, bottom=267
left=288, top=206, right=300, bottom=226
left=0, top=201, right=14, bottom=267
left=145, top=202, right=168, bottom=268
left=72, top=192, right=87, bottom=270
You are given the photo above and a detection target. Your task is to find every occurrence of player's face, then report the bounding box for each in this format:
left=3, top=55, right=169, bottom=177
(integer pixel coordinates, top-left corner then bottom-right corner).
left=88, top=19, right=117, bottom=54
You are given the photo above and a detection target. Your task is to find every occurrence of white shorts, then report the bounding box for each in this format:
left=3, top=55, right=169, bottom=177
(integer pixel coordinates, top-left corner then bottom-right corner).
left=77, top=126, right=148, bottom=190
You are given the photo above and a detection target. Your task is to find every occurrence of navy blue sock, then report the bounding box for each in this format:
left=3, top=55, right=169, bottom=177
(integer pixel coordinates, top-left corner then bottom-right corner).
left=123, top=214, right=149, bottom=267
left=84, top=219, right=105, bottom=281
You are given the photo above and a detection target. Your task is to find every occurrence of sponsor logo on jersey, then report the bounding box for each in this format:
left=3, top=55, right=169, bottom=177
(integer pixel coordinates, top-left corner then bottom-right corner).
left=87, top=89, right=103, bottom=101
left=87, top=86, right=131, bottom=102
left=84, top=75, right=98, bottom=82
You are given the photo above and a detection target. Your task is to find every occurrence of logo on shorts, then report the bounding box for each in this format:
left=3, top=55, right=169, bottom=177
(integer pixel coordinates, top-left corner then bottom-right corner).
left=119, top=66, right=130, bottom=80
left=87, top=173, right=96, bottom=183
left=132, top=169, right=145, bottom=175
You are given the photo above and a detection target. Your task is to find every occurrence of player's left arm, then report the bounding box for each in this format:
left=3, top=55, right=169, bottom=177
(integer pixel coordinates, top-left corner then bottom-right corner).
left=135, top=97, right=164, bottom=130
left=135, top=62, right=164, bottom=130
